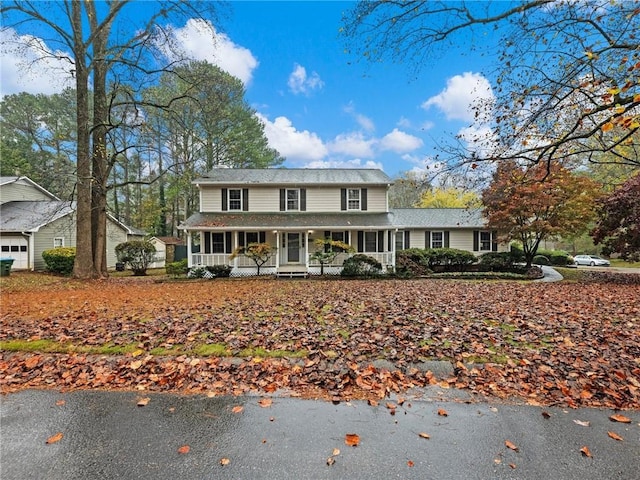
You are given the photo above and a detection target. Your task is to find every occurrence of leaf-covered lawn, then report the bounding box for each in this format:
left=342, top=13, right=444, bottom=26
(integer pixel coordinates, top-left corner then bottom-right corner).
left=1, top=275, right=639, bottom=409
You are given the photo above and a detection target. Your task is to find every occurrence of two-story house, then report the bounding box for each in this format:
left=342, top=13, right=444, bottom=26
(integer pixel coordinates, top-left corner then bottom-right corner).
left=180, top=168, right=503, bottom=276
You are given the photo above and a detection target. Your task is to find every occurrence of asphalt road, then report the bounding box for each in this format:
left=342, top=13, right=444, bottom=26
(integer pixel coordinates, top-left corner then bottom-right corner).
left=1, top=389, right=638, bottom=480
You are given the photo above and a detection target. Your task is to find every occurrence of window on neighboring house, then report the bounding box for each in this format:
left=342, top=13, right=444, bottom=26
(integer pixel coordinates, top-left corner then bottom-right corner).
left=347, top=188, right=361, bottom=210
left=53, top=237, right=64, bottom=248
left=431, top=231, right=444, bottom=249
left=395, top=231, right=405, bottom=251
left=364, top=231, right=377, bottom=252
left=286, top=189, right=299, bottom=211
left=480, top=231, right=492, bottom=251
left=228, top=189, right=242, bottom=210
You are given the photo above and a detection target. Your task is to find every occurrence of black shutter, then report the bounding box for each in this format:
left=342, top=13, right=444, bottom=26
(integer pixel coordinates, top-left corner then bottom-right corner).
left=404, top=231, right=410, bottom=249
left=425, top=231, right=431, bottom=249
left=204, top=232, right=211, bottom=254
left=238, top=231, right=245, bottom=247
left=225, top=232, right=232, bottom=254
left=492, top=231, right=498, bottom=251
left=242, top=188, right=249, bottom=211
left=222, top=189, right=228, bottom=211
left=388, top=231, right=392, bottom=250
left=300, top=189, right=306, bottom=211
left=259, top=231, right=266, bottom=243
left=444, top=231, right=450, bottom=248
left=341, top=188, right=347, bottom=211
left=473, top=231, right=479, bottom=251
left=280, top=189, right=286, bottom=211
left=324, top=231, right=330, bottom=253
left=361, top=188, right=368, bottom=211
left=357, top=231, right=364, bottom=252
left=377, top=231, right=384, bottom=252
left=344, top=231, right=350, bottom=245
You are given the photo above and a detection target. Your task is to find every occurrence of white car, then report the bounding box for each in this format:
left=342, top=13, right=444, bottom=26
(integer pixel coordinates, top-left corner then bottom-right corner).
left=574, top=254, right=610, bottom=267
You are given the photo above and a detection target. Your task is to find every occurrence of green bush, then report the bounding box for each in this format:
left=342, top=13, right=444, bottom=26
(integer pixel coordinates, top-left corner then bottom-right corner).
left=115, top=240, right=156, bottom=276
left=395, top=249, right=432, bottom=277
left=341, top=254, right=383, bottom=277
left=186, top=264, right=232, bottom=279
left=42, top=247, right=76, bottom=276
left=424, top=248, right=476, bottom=272
left=166, top=259, right=188, bottom=277
left=532, top=255, right=550, bottom=266
left=207, top=265, right=232, bottom=277
left=478, top=252, right=516, bottom=271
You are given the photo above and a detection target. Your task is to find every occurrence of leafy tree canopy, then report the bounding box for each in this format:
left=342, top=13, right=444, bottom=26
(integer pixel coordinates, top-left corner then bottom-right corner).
left=420, top=187, right=481, bottom=209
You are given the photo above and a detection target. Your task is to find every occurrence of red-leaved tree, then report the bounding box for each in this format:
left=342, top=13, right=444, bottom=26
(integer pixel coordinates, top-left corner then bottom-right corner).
left=482, top=162, right=601, bottom=268
left=592, top=173, right=640, bottom=262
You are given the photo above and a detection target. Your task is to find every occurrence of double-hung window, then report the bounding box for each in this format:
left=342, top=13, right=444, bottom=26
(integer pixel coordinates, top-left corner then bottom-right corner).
left=395, top=231, right=405, bottom=251
left=431, top=231, right=444, bottom=249
left=347, top=189, right=361, bottom=210
left=364, top=232, right=377, bottom=252
left=228, top=189, right=242, bottom=211
left=53, top=237, right=65, bottom=248
left=211, top=233, right=226, bottom=253
left=245, top=232, right=259, bottom=245
left=286, top=189, right=299, bottom=211
left=480, top=231, right=492, bottom=251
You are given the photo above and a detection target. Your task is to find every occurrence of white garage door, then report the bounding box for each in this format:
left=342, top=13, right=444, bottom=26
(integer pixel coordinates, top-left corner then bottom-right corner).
left=0, top=237, right=29, bottom=269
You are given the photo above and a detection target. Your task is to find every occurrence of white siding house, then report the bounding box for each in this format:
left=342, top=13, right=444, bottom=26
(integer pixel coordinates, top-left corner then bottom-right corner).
left=180, top=168, right=506, bottom=276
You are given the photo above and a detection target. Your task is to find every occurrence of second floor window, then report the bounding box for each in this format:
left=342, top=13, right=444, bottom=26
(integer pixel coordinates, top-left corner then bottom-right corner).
left=228, top=189, right=242, bottom=210
left=347, top=189, right=360, bottom=210
left=287, top=189, right=299, bottom=211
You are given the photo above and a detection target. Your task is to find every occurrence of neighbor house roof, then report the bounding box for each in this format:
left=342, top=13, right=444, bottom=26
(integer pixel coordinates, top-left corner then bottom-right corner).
left=194, top=168, right=393, bottom=186
left=180, top=208, right=487, bottom=231
left=0, top=201, right=73, bottom=232
left=152, top=236, right=184, bottom=245
left=0, top=176, right=60, bottom=201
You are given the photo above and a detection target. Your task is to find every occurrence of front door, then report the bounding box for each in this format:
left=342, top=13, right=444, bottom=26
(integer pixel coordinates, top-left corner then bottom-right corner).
left=286, top=233, right=301, bottom=263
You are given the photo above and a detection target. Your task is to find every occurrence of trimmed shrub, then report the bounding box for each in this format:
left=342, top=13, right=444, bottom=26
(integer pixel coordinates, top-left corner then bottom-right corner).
left=207, top=265, right=232, bottom=277
left=395, top=249, right=432, bottom=277
left=188, top=266, right=215, bottom=279
left=166, top=259, right=188, bottom=277
left=341, top=254, right=383, bottom=277
left=186, top=264, right=232, bottom=279
left=424, top=248, right=476, bottom=272
left=532, top=255, right=550, bottom=266
left=478, top=252, right=515, bottom=272
left=42, top=247, right=76, bottom=276
left=115, top=240, right=156, bottom=276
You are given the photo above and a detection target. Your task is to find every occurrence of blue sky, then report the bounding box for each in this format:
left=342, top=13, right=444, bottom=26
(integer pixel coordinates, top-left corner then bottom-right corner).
left=1, top=1, right=499, bottom=179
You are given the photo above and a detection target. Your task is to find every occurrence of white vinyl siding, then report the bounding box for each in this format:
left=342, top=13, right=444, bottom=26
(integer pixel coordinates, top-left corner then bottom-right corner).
left=363, top=187, right=387, bottom=212
left=199, top=186, right=218, bottom=212
left=305, top=188, right=341, bottom=212
left=0, top=181, right=54, bottom=204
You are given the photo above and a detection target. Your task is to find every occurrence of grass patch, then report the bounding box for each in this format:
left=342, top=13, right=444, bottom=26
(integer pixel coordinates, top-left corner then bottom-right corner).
left=193, top=343, right=230, bottom=356
left=0, top=339, right=139, bottom=355
left=610, top=259, right=640, bottom=268
left=237, top=347, right=307, bottom=358
left=555, top=267, right=585, bottom=282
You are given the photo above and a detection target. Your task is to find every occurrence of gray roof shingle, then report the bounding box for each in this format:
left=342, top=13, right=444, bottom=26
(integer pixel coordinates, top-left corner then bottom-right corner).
left=0, top=201, right=74, bottom=232
left=194, top=168, right=393, bottom=186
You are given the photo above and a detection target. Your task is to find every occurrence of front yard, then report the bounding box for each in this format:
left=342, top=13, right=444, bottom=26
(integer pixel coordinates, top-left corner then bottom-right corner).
left=1, top=272, right=639, bottom=409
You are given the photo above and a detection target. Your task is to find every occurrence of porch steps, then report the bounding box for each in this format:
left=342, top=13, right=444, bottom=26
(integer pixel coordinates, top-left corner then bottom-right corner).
left=276, top=267, right=309, bottom=279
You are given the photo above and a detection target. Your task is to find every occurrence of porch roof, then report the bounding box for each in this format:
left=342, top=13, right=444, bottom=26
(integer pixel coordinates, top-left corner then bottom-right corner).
left=180, top=212, right=394, bottom=230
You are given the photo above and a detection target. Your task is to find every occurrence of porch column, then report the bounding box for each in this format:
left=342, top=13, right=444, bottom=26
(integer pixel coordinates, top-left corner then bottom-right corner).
left=186, top=232, right=192, bottom=267
left=233, top=231, right=239, bottom=269
left=305, top=230, right=311, bottom=269
left=275, top=231, right=280, bottom=272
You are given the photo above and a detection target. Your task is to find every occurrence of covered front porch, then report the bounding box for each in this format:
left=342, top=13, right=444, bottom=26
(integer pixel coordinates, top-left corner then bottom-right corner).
left=184, top=228, right=396, bottom=277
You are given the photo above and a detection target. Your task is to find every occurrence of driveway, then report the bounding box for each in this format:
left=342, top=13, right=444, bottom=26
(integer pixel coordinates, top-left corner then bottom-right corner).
left=1, top=390, right=638, bottom=480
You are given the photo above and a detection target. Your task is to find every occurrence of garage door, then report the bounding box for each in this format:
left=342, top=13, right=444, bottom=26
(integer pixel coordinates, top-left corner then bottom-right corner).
left=0, top=237, right=29, bottom=269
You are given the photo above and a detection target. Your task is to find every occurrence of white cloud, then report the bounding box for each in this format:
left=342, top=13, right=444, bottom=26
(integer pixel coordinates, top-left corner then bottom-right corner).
left=343, top=102, right=375, bottom=132
left=379, top=128, right=424, bottom=153
left=422, top=72, right=494, bottom=123
left=256, top=113, right=328, bottom=163
left=327, top=132, right=375, bottom=158
left=165, top=19, right=258, bottom=84
left=288, top=63, right=324, bottom=95
left=0, top=29, right=74, bottom=96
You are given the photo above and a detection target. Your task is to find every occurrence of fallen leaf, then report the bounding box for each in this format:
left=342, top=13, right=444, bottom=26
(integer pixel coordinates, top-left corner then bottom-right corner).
left=407, top=460, right=414, bottom=467
left=607, top=431, right=623, bottom=441
left=368, top=399, right=378, bottom=407
left=326, top=457, right=335, bottom=466
left=397, top=396, right=405, bottom=405
left=137, top=397, right=150, bottom=407
left=177, top=445, right=190, bottom=454
left=232, top=405, right=244, bottom=414
left=418, top=432, right=431, bottom=439
left=220, top=458, right=230, bottom=466
left=580, top=446, right=593, bottom=458
left=55, top=400, right=65, bottom=407
left=437, top=408, right=448, bottom=417
left=258, top=398, right=272, bottom=408
left=269, top=417, right=275, bottom=422
left=509, top=463, right=517, bottom=469
left=505, top=440, right=519, bottom=452
left=345, top=433, right=360, bottom=447
left=332, top=448, right=341, bottom=456
left=609, top=414, right=631, bottom=423
left=129, top=360, right=143, bottom=370
left=573, top=419, right=590, bottom=427
left=541, top=411, right=551, bottom=419
left=386, top=402, right=397, bottom=410
left=25, top=356, right=40, bottom=369
left=46, top=432, right=63, bottom=444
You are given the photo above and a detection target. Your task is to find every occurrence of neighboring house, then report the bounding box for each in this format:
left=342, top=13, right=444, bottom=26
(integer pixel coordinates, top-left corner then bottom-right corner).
left=148, top=236, right=185, bottom=268
left=0, top=176, right=144, bottom=271
left=180, top=168, right=505, bottom=276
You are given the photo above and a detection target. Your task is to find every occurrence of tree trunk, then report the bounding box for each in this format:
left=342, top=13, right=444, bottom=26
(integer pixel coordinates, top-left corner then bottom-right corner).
left=71, top=1, right=97, bottom=279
